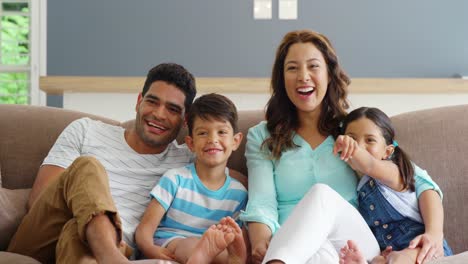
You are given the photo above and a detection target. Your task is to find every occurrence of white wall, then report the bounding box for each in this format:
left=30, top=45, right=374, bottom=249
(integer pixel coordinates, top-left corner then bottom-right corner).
left=64, top=92, right=468, bottom=122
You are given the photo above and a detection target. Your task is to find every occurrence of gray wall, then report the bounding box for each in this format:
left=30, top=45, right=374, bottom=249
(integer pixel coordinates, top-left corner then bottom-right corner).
left=47, top=0, right=468, bottom=106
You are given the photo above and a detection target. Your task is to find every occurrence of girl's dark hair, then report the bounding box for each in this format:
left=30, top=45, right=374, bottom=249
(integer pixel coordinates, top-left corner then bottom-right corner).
left=187, top=93, right=238, bottom=136
left=342, top=107, right=415, bottom=191
left=263, top=29, right=350, bottom=159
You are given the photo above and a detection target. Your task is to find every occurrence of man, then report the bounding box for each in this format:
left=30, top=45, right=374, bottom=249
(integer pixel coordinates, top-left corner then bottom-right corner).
left=8, top=63, right=197, bottom=264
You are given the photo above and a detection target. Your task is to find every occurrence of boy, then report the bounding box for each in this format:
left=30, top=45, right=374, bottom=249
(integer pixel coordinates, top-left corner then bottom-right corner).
left=135, top=93, right=248, bottom=264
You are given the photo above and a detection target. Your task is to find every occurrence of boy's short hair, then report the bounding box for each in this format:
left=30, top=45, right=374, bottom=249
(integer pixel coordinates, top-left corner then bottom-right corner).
left=187, top=93, right=238, bottom=136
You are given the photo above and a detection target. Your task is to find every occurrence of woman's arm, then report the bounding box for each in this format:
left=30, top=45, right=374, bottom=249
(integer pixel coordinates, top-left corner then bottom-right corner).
left=135, top=199, right=176, bottom=260
left=248, top=222, right=273, bottom=264
left=409, top=189, right=444, bottom=263
left=239, top=124, right=280, bottom=262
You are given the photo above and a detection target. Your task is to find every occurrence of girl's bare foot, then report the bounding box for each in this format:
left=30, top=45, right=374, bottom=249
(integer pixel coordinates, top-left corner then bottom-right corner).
left=339, top=240, right=367, bottom=264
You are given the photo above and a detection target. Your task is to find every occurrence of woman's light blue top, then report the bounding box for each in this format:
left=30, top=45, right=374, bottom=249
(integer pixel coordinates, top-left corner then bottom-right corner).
left=239, top=121, right=357, bottom=234
left=239, top=121, right=442, bottom=235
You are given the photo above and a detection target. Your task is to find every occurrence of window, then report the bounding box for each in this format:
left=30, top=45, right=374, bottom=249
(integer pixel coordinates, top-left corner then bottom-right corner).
left=0, top=0, right=45, bottom=105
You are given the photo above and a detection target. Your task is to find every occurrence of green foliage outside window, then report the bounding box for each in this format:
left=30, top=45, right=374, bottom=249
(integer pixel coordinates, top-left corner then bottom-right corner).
left=0, top=3, right=29, bottom=104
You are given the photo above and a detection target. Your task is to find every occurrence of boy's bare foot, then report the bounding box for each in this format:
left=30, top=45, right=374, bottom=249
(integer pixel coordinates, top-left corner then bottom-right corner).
left=220, top=217, right=247, bottom=264
left=186, top=224, right=235, bottom=264
left=339, top=240, right=367, bottom=264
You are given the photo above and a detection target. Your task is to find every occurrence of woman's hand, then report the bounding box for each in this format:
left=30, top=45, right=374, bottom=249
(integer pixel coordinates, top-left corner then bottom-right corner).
left=251, top=239, right=270, bottom=264
left=408, top=232, right=444, bottom=263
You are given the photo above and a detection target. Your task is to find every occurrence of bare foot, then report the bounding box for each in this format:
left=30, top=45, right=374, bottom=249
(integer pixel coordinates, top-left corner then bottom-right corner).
left=381, top=246, right=392, bottom=258
left=186, top=224, right=235, bottom=264
left=339, top=240, right=367, bottom=264
left=220, top=217, right=247, bottom=264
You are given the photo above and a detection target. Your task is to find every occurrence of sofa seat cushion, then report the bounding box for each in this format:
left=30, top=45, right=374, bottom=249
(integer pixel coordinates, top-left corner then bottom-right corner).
left=0, top=252, right=41, bottom=264
left=428, top=251, right=468, bottom=264
left=0, top=188, right=30, bottom=250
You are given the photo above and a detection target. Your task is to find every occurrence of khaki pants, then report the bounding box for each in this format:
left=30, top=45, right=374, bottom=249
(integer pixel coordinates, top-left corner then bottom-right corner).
left=7, top=156, right=130, bottom=264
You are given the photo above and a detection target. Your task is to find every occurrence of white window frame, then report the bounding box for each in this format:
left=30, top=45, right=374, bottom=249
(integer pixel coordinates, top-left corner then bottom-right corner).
left=0, top=0, right=46, bottom=105
left=30, top=0, right=47, bottom=105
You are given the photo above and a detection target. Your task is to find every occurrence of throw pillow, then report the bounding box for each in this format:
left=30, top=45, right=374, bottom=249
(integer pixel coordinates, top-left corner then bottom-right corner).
left=0, top=187, right=30, bottom=250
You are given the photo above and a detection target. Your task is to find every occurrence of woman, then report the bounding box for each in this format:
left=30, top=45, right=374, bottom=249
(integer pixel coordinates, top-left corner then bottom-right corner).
left=239, top=30, right=445, bottom=264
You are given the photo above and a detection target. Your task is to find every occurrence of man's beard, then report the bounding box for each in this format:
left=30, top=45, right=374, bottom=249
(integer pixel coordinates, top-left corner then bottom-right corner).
left=135, top=113, right=182, bottom=149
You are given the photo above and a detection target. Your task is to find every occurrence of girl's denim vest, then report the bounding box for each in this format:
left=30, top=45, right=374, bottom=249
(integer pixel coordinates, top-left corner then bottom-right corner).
left=358, top=178, right=452, bottom=255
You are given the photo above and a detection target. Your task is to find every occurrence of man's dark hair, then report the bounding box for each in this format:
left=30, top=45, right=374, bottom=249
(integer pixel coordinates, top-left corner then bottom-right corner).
left=142, top=63, right=197, bottom=111
left=187, top=93, right=238, bottom=136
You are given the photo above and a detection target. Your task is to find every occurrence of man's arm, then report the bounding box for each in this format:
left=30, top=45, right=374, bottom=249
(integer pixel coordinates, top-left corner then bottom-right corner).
left=27, top=165, right=65, bottom=209
left=28, top=119, right=89, bottom=209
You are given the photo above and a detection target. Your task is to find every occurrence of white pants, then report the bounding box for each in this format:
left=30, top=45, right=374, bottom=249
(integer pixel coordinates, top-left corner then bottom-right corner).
left=263, top=184, right=380, bottom=264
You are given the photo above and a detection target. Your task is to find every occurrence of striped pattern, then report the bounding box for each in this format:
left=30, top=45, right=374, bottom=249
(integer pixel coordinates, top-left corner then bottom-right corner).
left=43, top=118, right=193, bottom=247
left=151, top=163, right=247, bottom=240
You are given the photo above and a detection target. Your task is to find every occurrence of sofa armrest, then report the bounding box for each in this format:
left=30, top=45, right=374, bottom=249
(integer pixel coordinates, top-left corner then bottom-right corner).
left=0, top=188, right=30, bottom=250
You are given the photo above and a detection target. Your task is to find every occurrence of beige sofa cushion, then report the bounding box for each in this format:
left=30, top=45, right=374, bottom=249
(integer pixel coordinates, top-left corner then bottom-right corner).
left=0, top=188, right=30, bottom=250
left=429, top=252, right=468, bottom=264
left=392, top=105, right=468, bottom=253
left=0, top=252, right=41, bottom=264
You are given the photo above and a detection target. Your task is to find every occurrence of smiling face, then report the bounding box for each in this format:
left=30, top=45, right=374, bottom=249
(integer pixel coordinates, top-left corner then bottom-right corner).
left=284, top=42, right=330, bottom=117
left=186, top=116, right=242, bottom=169
left=345, top=117, right=394, bottom=160
left=134, top=81, right=186, bottom=153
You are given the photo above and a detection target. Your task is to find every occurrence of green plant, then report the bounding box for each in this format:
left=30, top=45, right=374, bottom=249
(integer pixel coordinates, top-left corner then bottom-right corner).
left=0, top=3, right=30, bottom=104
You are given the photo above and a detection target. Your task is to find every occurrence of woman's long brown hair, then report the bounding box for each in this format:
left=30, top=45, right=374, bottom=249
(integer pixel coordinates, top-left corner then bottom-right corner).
left=263, top=30, right=350, bottom=160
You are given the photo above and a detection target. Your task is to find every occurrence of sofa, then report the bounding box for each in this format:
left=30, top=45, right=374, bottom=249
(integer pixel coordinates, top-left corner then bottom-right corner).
left=1, top=104, right=467, bottom=264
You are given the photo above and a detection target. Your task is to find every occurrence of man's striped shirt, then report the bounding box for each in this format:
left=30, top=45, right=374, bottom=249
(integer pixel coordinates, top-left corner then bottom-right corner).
left=43, top=117, right=193, bottom=247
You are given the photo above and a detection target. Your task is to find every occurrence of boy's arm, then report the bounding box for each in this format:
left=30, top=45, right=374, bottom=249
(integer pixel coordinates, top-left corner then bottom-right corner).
left=409, top=189, right=445, bottom=263
left=135, top=199, right=176, bottom=260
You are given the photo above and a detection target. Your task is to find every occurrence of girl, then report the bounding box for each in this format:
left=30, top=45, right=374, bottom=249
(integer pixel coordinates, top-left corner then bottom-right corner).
left=334, top=107, right=453, bottom=264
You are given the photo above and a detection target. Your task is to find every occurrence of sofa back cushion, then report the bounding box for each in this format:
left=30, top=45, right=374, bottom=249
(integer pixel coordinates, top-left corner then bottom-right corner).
left=0, top=105, right=119, bottom=189
left=391, top=104, right=468, bottom=254
left=0, top=104, right=264, bottom=189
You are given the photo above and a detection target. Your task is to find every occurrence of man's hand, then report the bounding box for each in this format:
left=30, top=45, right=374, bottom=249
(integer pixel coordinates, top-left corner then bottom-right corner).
left=408, top=232, right=444, bottom=263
